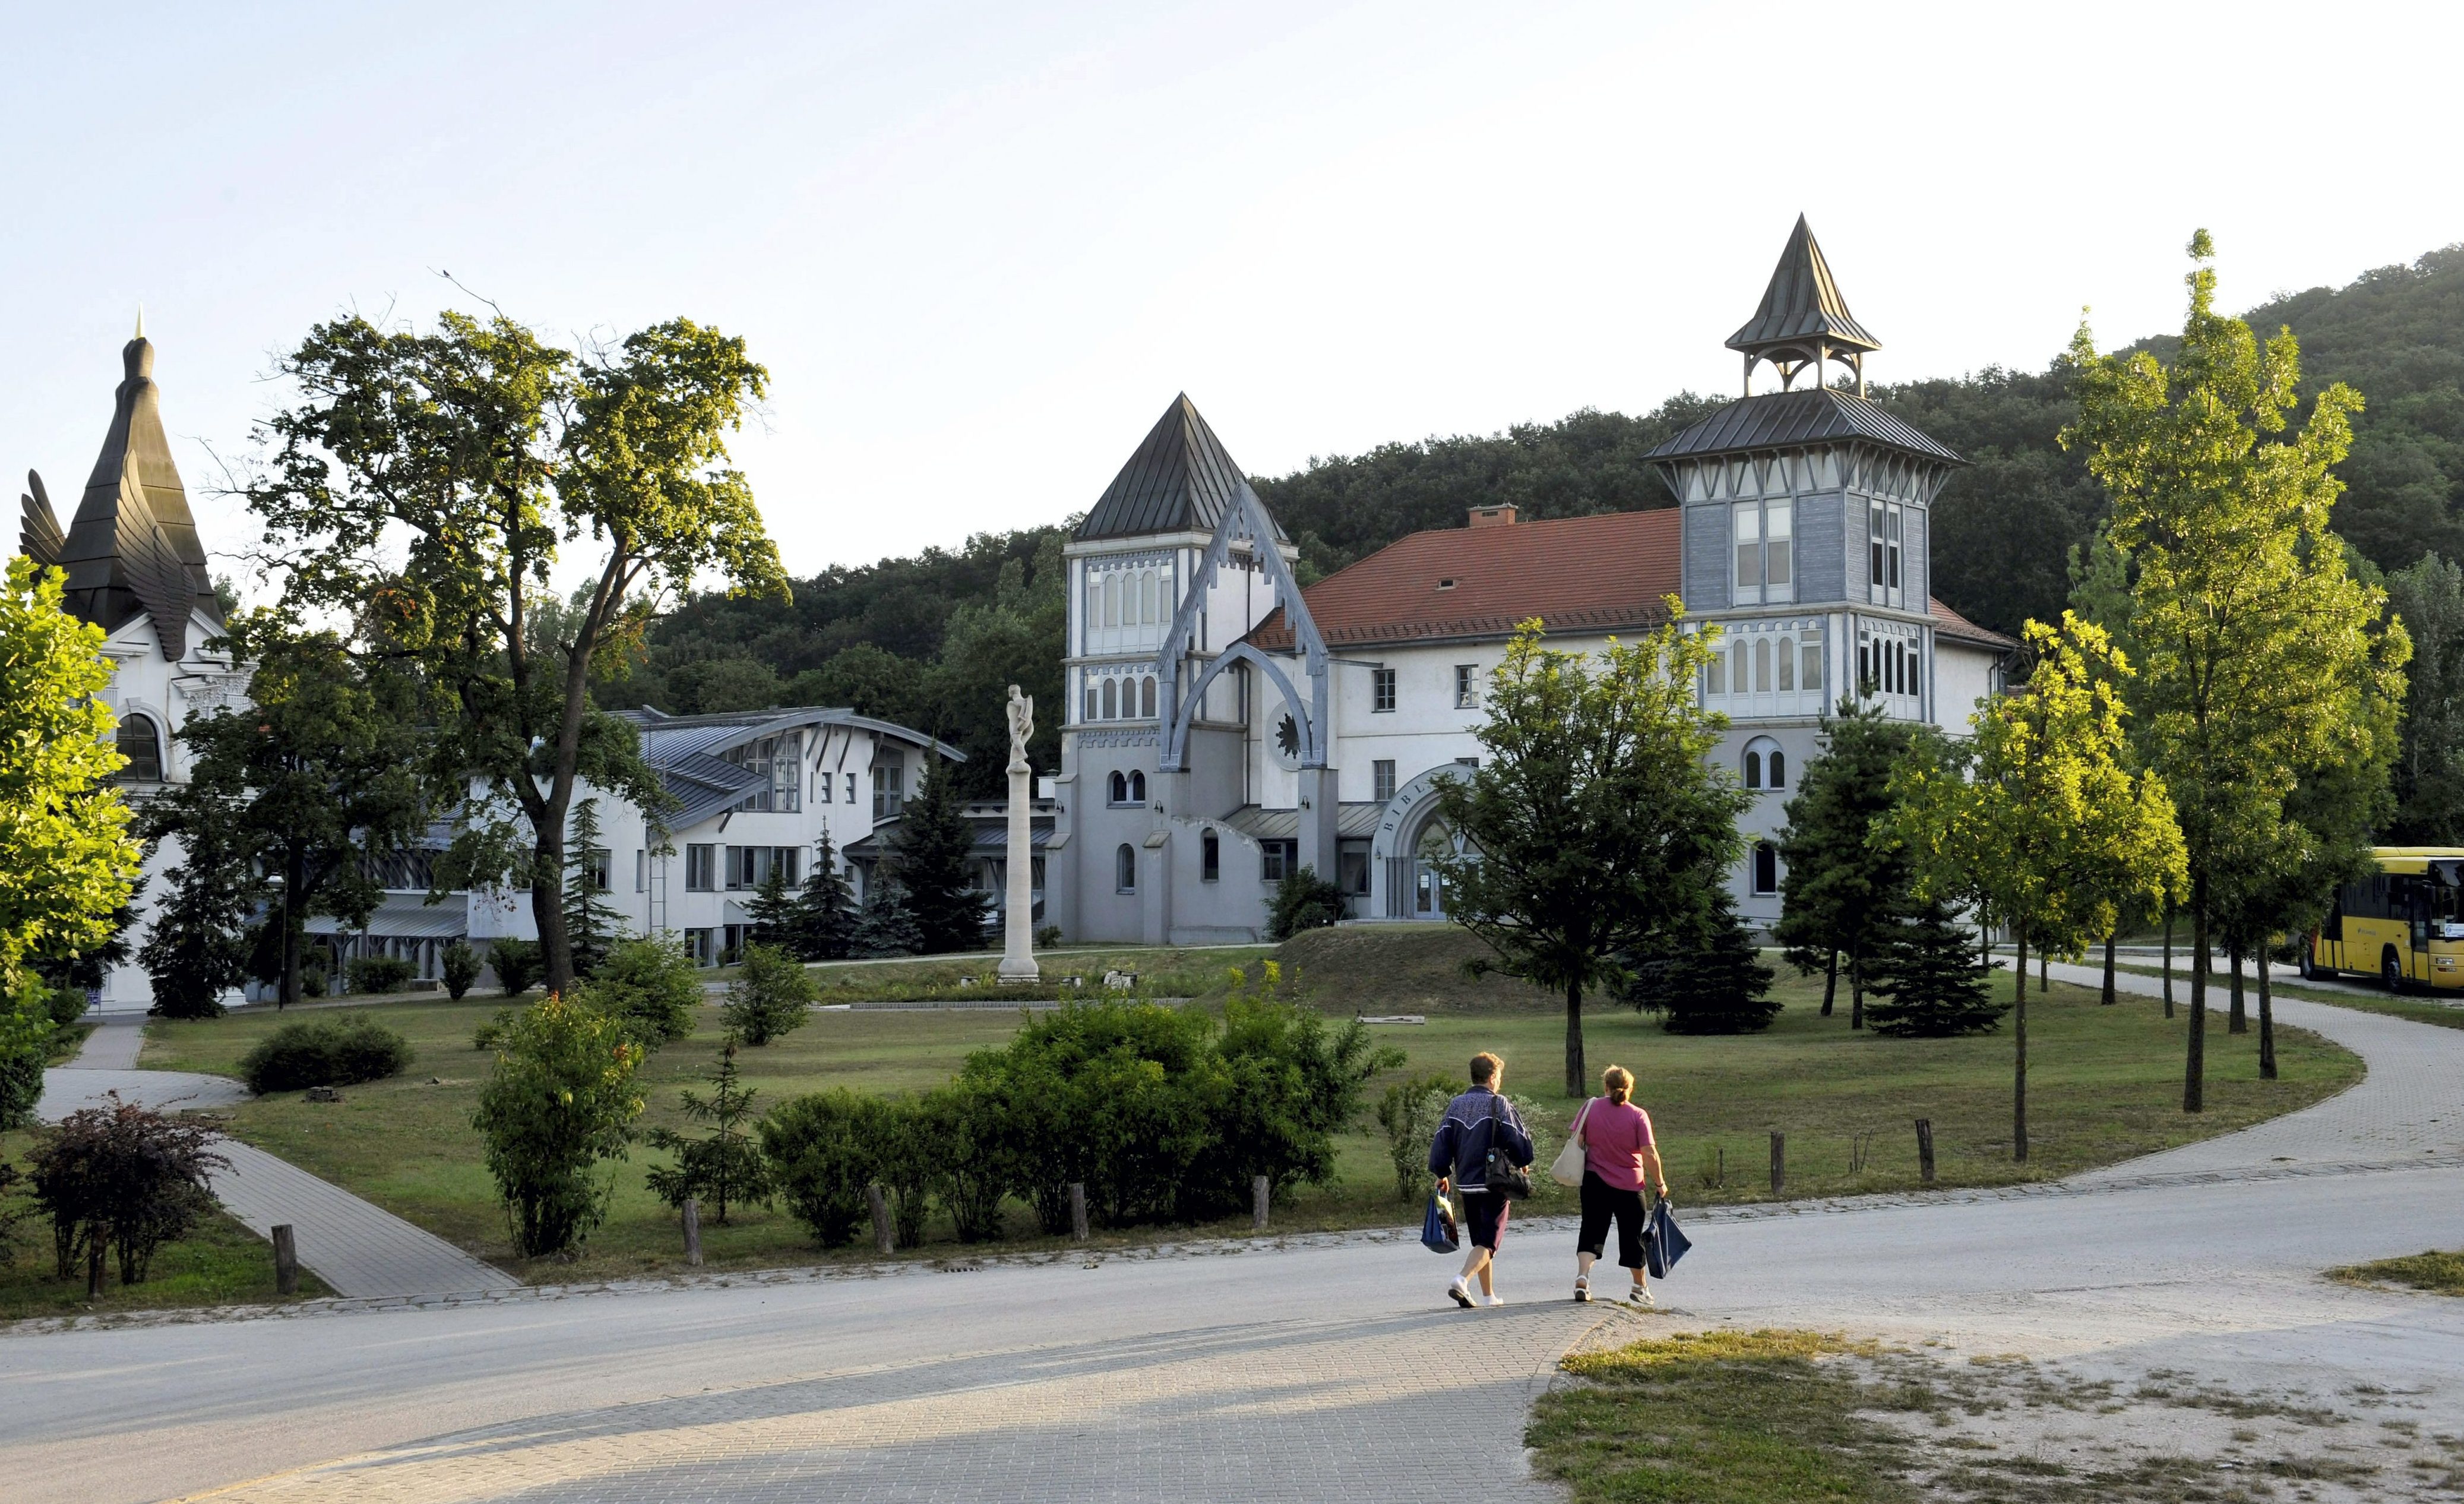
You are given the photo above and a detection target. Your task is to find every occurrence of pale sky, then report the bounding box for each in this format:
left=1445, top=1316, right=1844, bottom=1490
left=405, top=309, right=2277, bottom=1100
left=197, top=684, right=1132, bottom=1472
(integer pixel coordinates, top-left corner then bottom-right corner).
left=4, top=0, right=2457, bottom=594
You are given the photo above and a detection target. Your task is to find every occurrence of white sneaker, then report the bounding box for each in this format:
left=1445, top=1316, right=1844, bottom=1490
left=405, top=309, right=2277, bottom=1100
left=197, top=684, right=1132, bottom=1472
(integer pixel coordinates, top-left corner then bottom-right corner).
left=1447, top=1280, right=1474, bottom=1309
left=1482, top=1293, right=1506, bottom=1307
left=1627, top=1287, right=1655, bottom=1309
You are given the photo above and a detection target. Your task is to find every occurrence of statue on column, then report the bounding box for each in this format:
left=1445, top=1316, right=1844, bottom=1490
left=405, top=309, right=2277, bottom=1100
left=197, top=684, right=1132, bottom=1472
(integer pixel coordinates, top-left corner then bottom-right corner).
left=998, top=685, right=1040, bottom=980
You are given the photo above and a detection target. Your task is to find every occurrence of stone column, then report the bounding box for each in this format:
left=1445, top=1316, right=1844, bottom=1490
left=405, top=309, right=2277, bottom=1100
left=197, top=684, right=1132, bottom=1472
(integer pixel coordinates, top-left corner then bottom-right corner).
left=999, top=687, right=1040, bottom=981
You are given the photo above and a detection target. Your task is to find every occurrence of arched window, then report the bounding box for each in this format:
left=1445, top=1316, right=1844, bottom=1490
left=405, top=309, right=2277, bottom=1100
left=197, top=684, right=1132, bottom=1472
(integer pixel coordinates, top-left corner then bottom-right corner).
left=1141, top=570, right=1158, bottom=624
left=1732, top=639, right=1749, bottom=694
left=1140, top=677, right=1156, bottom=718
left=115, top=713, right=163, bottom=783
left=1744, top=736, right=1782, bottom=792
left=1109, top=772, right=1128, bottom=804
left=1776, top=634, right=1795, bottom=691
left=1086, top=580, right=1101, bottom=634
left=1754, top=636, right=1771, bottom=693
left=1769, top=749, right=1786, bottom=789
left=1751, top=841, right=1779, bottom=895
left=1103, top=573, right=1119, bottom=628
left=1130, top=770, right=1147, bottom=802
left=1201, top=829, right=1220, bottom=881
left=1102, top=678, right=1118, bottom=719
left=1742, top=750, right=1762, bottom=789
left=1116, top=843, right=1137, bottom=893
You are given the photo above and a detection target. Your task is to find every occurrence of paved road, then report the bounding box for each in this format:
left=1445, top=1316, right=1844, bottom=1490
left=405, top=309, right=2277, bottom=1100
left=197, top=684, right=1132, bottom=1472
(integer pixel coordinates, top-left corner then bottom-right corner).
left=5, top=986, right=2463, bottom=1503
left=37, top=1022, right=518, bottom=1300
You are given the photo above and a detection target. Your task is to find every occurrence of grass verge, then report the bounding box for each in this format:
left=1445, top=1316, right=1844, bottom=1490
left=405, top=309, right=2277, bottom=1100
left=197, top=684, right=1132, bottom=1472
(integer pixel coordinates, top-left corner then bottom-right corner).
left=2104, top=958, right=2464, bottom=1032
left=2327, top=1249, right=2464, bottom=1296
left=0, top=1205, right=332, bottom=1322
left=134, top=966, right=2358, bottom=1285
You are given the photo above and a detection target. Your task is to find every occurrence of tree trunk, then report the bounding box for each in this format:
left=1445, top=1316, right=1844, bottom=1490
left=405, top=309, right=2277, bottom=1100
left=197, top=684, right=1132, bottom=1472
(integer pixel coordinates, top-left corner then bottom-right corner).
left=2184, top=894, right=2208, bottom=1114
left=2258, top=951, right=2278, bottom=1080
left=533, top=855, right=572, bottom=996
left=2162, top=907, right=2175, bottom=1019
left=1821, top=949, right=1837, bottom=1017
left=1849, top=951, right=1864, bottom=1031
left=2013, top=925, right=2029, bottom=1162
left=1564, top=976, right=1586, bottom=1098
left=2038, top=949, right=2048, bottom=993
left=2229, top=944, right=2247, bottom=1034
left=87, top=1235, right=105, bottom=1300
left=2102, top=933, right=2117, bottom=1006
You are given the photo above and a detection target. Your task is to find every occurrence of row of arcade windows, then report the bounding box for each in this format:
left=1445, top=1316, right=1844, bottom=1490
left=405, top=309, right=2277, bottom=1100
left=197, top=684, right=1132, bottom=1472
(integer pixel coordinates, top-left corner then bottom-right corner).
left=1086, top=674, right=1158, bottom=722
left=1707, top=633, right=1821, bottom=696
left=1859, top=633, right=1919, bottom=699
left=1089, top=566, right=1166, bottom=631
left=1108, top=770, right=1147, bottom=805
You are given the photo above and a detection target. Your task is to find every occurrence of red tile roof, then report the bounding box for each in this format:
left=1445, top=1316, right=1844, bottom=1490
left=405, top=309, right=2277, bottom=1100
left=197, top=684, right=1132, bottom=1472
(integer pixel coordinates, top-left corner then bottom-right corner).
left=1928, top=598, right=2017, bottom=651
left=1244, top=508, right=2019, bottom=653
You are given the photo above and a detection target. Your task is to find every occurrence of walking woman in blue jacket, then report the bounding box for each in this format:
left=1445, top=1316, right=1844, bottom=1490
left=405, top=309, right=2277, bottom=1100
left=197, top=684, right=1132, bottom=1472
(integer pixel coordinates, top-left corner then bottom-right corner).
left=1428, top=1052, right=1533, bottom=1308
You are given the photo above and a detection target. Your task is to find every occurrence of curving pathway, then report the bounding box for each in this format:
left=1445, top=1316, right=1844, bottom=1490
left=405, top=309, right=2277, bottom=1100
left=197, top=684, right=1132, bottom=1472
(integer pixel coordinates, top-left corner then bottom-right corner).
left=37, top=1019, right=518, bottom=1301
left=4, top=985, right=2463, bottom=1503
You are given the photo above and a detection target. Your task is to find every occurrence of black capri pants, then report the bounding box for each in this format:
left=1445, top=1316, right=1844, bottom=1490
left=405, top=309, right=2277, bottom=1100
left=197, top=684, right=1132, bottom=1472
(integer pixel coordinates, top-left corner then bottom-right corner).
left=1577, top=1170, right=1649, bottom=1269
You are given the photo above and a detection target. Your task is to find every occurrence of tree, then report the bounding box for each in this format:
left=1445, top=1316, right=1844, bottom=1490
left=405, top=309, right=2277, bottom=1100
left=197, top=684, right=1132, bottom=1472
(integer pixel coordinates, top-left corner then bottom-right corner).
left=790, top=832, right=858, bottom=961
left=440, top=940, right=482, bottom=1000
left=644, top=1039, right=772, bottom=1225
left=142, top=626, right=430, bottom=1009
left=1619, top=887, right=1780, bottom=1035
left=2386, top=553, right=2464, bottom=843
left=135, top=804, right=256, bottom=1020
left=1267, top=867, right=1346, bottom=940
left=1431, top=616, right=1747, bottom=1095
left=27, top=1093, right=228, bottom=1296
left=580, top=935, right=701, bottom=1048
left=892, top=759, right=989, bottom=954
left=246, top=309, right=786, bottom=996
left=853, top=876, right=923, bottom=958
left=1773, top=701, right=1918, bottom=1027
left=472, top=992, right=646, bottom=1257
left=561, top=798, right=622, bottom=978
left=1890, top=615, right=2185, bottom=1160
left=742, top=856, right=798, bottom=952
left=724, top=943, right=817, bottom=1045
left=1863, top=897, right=2008, bottom=1038
left=0, top=557, right=141, bottom=1111
left=2067, top=230, right=2409, bottom=1112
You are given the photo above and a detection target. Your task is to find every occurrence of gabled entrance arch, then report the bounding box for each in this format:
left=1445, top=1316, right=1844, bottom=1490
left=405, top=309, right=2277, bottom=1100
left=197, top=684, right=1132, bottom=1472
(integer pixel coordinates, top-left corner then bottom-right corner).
left=1367, top=764, right=1475, bottom=920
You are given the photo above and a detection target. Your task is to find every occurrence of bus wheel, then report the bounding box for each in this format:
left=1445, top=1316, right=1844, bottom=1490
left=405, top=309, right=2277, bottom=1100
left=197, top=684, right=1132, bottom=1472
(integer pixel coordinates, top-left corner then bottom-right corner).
left=2383, top=947, right=2405, bottom=993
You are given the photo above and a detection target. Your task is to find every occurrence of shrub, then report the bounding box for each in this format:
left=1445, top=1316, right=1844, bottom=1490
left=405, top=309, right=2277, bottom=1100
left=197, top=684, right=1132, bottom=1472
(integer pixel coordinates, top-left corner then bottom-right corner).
left=1374, top=1071, right=1463, bottom=1204
left=345, top=954, right=418, bottom=995
left=0, top=982, right=52, bottom=1130
left=919, top=1085, right=1010, bottom=1243
left=48, top=986, right=88, bottom=1030
left=1267, top=866, right=1346, bottom=940
left=581, top=936, right=701, bottom=1047
left=488, top=937, right=544, bottom=998
left=472, top=993, right=644, bottom=1257
left=27, top=1092, right=228, bottom=1290
left=644, top=1041, right=771, bottom=1225
left=1200, top=984, right=1399, bottom=1212
left=724, top=944, right=817, bottom=1045
left=1034, top=924, right=1063, bottom=950
left=871, top=1095, right=935, bottom=1247
left=238, top=1015, right=415, bottom=1094
left=472, top=1009, right=514, bottom=1052
left=440, top=941, right=482, bottom=1001
left=761, top=1089, right=873, bottom=1249
left=301, top=956, right=328, bottom=998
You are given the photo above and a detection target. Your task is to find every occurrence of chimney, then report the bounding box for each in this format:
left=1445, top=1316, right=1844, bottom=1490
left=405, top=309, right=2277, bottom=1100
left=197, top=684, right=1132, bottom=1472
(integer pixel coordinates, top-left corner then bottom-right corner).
left=1467, top=504, right=1517, bottom=529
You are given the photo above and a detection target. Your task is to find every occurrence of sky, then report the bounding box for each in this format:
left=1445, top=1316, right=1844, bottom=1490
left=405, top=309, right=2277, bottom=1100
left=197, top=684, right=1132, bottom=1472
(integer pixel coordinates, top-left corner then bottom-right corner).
left=4, top=0, right=2458, bottom=593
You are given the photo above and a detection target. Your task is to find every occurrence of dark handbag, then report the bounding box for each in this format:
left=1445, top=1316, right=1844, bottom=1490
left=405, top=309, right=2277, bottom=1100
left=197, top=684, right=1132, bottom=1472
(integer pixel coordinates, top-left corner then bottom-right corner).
left=1484, top=1095, right=1533, bottom=1200
left=1421, top=1192, right=1459, bottom=1253
left=1644, top=1197, right=1691, bottom=1278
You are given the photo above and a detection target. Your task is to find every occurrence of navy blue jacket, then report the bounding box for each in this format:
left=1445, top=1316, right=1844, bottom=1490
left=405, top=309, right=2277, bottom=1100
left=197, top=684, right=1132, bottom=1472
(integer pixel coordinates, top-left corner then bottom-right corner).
left=1428, top=1085, right=1533, bottom=1192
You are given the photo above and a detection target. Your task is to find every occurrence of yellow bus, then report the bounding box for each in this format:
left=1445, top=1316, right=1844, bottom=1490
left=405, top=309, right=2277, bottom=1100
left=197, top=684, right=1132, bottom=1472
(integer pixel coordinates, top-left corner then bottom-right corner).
left=2304, top=847, right=2464, bottom=991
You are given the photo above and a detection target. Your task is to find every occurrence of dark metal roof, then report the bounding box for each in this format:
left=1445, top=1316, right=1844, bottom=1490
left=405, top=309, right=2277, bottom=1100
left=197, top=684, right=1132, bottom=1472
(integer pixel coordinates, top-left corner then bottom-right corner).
left=615, top=706, right=967, bottom=831
left=34, top=336, right=224, bottom=660
left=1075, top=394, right=1282, bottom=543
left=1217, top=803, right=1385, bottom=841
left=1644, top=389, right=1963, bottom=466
left=1727, top=216, right=1881, bottom=357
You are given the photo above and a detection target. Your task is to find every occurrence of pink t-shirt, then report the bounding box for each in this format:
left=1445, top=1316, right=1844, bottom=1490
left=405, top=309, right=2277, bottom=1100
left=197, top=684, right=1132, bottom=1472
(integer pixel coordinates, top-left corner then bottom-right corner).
left=1579, top=1098, right=1656, bottom=1192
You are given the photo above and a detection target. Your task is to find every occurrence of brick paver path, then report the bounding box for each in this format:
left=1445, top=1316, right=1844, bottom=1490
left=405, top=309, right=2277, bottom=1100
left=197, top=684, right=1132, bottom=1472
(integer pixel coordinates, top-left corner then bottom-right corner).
left=8, top=982, right=2463, bottom=1504
left=38, top=1020, right=517, bottom=1301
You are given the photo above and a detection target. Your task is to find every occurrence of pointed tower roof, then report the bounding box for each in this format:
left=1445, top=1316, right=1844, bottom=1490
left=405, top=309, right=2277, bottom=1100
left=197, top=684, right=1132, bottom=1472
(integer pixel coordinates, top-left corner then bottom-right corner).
left=1076, top=394, right=1282, bottom=543
left=50, top=333, right=223, bottom=660
left=1726, top=214, right=1881, bottom=357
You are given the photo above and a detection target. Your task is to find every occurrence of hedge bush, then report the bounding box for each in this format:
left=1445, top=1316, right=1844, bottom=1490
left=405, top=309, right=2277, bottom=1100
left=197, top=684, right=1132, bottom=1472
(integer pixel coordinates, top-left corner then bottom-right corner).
left=345, top=955, right=418, bottom=994
left=238, top=1015, right=415, bottom=1094
left=439, top=941, right=482, bottom=1001
left=488, top=937, right=543, bottom=998
left=580, top=936, right=700, bottom=1047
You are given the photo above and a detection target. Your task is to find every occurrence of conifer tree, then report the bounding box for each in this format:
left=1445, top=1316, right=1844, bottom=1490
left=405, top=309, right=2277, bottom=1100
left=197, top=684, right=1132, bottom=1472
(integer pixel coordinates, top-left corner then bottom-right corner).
left=853, top=874, right=923, bottom=958
left=791, top=831, right=858, bottom=961
left=644, top=1038, right=773, bottom=1225
left=562, top=799, right=622, bottom=978
left=1622, top=889, right=1780, bottom=1035
left=893, top=759, right=989, bottom=954
left=1773, top=701, right=1917, bottom=1028
left=1863, top=897, right=2007, bottom=1037
left=743, top=857, right=797, bottom=950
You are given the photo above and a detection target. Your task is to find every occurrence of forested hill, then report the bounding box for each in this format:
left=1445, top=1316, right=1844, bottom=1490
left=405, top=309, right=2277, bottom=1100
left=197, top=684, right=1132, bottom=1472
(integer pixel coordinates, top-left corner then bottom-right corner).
left=616, top=243, right=2464, bottom=794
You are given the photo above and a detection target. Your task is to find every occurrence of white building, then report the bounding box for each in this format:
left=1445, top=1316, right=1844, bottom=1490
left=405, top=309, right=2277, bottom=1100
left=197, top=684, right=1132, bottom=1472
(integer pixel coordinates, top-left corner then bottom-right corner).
left=1048, top=219, right=2016, bottom=944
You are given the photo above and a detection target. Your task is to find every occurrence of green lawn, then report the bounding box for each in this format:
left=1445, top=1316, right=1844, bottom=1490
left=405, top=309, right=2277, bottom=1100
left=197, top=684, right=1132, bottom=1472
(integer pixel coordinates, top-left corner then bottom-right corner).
left=0, top=1158, right=332, bottom=1323
left=134, top=962, right=2359, bottom=1285
left=2106, top=957, right=2464, bottom=1032
left=2328, top=1249, right=2464, bottom=1296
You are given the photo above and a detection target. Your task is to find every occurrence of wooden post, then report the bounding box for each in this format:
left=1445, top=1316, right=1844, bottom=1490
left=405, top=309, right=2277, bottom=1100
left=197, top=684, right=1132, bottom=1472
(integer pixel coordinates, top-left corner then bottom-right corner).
left=273, top=1224, right=299, bottom=1296
left=683, top=1197, right=703, bottom=1266
left=1769, top=1132, right=1785, bottom=1195
left=1252, top=1174, right=1270, bottom=1233
left=1069, top=1181, right=1089, bottom=1241
left=1915, top=1120, right=1935, bottom=1184
left=868, top=1184, right=894, bottom=1255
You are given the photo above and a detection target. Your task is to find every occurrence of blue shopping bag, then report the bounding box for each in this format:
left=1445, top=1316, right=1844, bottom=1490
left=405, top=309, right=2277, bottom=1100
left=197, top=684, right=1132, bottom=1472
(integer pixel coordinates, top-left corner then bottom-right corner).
left=1644, top=1199, right=1691, bottom=1278
left=1421, top=1192, right=1459, bottom=1253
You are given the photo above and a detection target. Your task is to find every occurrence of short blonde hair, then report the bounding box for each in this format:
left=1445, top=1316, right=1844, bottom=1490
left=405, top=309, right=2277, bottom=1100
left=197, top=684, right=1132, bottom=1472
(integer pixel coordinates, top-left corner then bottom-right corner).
left=1601, top=1065, right=1634, bottom=1104
left=1470, top=1052, right=1502, bottom=1085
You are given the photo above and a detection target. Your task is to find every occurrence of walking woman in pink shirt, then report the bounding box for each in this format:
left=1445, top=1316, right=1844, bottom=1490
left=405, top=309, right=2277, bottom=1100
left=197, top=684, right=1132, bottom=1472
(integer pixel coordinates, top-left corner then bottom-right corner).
left=1570, top=1064, right=1667, bottom=1307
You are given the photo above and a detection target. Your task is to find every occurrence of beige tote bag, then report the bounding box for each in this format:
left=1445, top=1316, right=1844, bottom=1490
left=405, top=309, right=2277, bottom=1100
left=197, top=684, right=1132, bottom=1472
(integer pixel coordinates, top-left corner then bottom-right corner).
left=1549, top=1098, right=1595, bottom=1187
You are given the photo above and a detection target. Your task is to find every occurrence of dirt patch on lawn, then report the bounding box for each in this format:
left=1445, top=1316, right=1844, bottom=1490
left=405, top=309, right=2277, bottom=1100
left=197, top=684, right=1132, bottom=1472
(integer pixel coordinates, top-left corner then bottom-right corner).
left=1266, top=924, right=1562, bottom=1012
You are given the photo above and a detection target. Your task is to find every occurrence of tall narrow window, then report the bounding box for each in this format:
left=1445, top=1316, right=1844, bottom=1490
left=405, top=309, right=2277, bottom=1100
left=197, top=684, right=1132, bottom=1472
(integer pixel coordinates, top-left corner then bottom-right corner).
left=634, top=849, right=646, bottom=892
left=1705, top=653, right=1726, bottom=697
left=1764, top=500, right=1792, bottom=598
left=1130, top=770, right=1146, bottom=802
left=1141, top=570, right=1158, bottom=624
left=1109, top=772, right=1128, bottom=804
left=1102, top=678, right=1118, bottom=719
left=1886, top=507, right=1903, bottom=593
left=1744, top=750, right=1762, bottom=789
left=1372, top=759, right=1397, bottom=802
left=1776, top=634, right=1795, bottom=692
left=846, top=773, right=857, bottom=805
left=1733, top=502, right=1763, bottom=604
left=1870, top=503, right=1887, bottom=601
left=1769, top=750, right=1786, bottom=789
left=114, top=713, right=163, bottom=782
left=1754, top=636, right=1770, bottom=693
left=1454, top=665, right=1478, bottom=709
left=1086, top=580, right=1101, bottom=636
left=873, top=751, right=904, bottom=819
left=1141, top=677, right=1156, bottom=718
left=1116, top=844, right=1137, bottom=894
left=1801, top=641, right=1823, bottom=691
left=1751, top=841, right=1779, bottom=896
left=1105, top=573, right=1119, bottom=628
left=1085, top=684, right=1099, bottom=722
left=685, top=844, right=715, bottom=891
left=1732, top=639, right=1750, bottom=694
left=1201, top=830, right=1220, bottom=881
left=1372, top=668, right=1397, bottom=712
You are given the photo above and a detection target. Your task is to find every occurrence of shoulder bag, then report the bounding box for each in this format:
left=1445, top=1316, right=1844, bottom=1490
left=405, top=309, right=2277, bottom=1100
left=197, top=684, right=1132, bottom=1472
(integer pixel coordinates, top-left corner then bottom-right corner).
left=1485, top=1094, right=1533, bottom=1200
left=1548, top=1098, right=1595, bottom=1187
